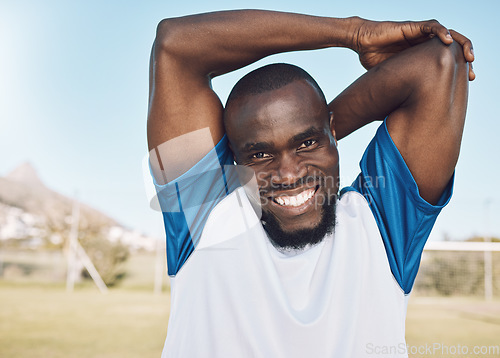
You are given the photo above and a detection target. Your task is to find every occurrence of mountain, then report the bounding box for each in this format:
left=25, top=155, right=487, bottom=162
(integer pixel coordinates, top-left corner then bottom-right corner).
left=0, top=162, right=115, bottom=227
left=0, top=163, right=156, bottom=251
left=6, top=162, right=45, bottom=187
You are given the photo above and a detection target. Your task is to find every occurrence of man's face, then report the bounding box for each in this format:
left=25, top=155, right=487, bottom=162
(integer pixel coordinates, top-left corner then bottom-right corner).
left=225, top=80, right=340, bottom=241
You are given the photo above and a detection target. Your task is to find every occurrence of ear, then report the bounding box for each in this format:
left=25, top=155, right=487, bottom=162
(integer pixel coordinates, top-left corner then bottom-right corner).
left=329, top=111, right=337, bottom=146
left=228, top=141, right=238, bottom=163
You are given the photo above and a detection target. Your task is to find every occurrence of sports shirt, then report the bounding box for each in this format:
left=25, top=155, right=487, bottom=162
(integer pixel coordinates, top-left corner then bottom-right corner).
left=152, top=120, right=452, bottom=357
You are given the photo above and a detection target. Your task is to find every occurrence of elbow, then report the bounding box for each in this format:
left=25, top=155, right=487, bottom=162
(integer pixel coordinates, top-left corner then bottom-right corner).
left=154, top=18, right=181, bottom=56
left=429, top=39, right=467, bottom=79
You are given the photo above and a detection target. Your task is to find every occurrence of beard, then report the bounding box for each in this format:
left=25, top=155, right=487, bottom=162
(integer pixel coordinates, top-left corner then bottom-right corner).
left=261, top=199, right=337, bottom=251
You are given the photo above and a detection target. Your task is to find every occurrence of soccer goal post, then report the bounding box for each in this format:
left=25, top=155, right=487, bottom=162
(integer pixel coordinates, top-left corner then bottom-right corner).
left=414, top=241, right=500, bottom=300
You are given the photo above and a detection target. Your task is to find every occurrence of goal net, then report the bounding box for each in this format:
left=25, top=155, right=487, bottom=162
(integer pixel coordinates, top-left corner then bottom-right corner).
left=413, top=241, right=500, bottom=298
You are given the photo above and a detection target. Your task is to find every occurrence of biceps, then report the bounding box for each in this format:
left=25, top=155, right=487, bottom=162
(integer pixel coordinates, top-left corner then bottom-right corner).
left=147, top=52, right=225, bottom=184
left=386, top=42, right=469, bottom=204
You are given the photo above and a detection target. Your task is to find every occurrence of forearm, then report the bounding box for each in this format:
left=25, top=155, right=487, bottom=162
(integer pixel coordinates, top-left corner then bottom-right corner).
left=329, top=64, right=408, bottom=140
left=155, top=10, right=359, bottom=77
left=331, top=37, right=468, bottom=204
left=329, top=37, right=466, bottom=140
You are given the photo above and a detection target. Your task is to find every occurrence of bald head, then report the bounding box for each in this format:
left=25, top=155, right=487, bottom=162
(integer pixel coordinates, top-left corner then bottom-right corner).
left=224, top=63, right=327, bottom=126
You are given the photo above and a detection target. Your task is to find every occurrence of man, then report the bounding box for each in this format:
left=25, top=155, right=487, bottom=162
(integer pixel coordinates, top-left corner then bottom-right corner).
left=147, top=10, right=474, bottom=357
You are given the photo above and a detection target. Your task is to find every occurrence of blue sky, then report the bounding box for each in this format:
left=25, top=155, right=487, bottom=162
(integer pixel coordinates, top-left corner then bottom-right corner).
left=1, top=0, right=499, bottom=240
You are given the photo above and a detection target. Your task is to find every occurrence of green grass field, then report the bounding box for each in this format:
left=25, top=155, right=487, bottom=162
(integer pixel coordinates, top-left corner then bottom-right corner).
left=1, top=251, right=499, bottom=357
left=2, top=283, right=499, bottom=358
left=0, top=251, right=170, bottom=358
left=0, top=282, right=170, bottom=358
left=406, top=297, right=500, bottom=357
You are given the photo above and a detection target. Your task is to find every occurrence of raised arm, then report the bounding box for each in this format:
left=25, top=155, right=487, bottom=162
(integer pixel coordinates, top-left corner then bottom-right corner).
left=148, top=11, right=357, bottom=183
left=147, top=10, right=458, bottom=184
left=330, top=35, right=472, bottom=204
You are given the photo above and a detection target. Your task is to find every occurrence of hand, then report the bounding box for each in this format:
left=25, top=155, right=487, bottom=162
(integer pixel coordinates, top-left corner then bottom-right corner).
left=449, top=29, right=475, bottom=81
left=352, top=18, right=475, bottom=80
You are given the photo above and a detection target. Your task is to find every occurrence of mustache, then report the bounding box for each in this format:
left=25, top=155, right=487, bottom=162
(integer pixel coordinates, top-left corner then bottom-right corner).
left=259, top=175, right=335, bottom=194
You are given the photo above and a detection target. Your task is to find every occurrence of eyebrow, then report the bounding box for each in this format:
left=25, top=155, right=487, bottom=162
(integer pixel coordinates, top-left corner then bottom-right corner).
left=291, top=126, right=324, bottom=144
left=242, top=141, right=273, bottom=153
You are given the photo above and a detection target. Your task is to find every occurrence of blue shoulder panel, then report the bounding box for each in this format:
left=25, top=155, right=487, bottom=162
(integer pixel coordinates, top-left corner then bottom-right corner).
left=152, top=136, right=240, bottom=276
left=344, top=120, right=453, bottom=294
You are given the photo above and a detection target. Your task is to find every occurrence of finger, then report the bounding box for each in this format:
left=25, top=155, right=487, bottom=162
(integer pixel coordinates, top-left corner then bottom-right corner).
left=449, top=29, right=475, bottom=63
left=422, top=19, right=453, bottom=45
left=469, top=62, right=476, bottom=81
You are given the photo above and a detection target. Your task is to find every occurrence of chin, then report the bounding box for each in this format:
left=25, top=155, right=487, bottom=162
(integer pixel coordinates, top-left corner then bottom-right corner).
left=261, top=200, right=337, bottom=251
left=279, top=214, right=322, bottom=233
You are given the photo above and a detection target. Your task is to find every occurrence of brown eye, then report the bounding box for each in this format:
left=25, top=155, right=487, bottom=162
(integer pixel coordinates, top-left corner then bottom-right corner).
left=298, top=139, right=317, bottom=149
left=252, top=152, right=271, bottom=159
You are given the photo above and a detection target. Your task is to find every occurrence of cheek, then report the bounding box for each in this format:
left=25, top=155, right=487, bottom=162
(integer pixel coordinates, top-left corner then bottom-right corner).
left=311, top=147, right=339, bottom=172
left=255, top=170, right=272, bottom=191
left=327, top=146, right=340, bottom=168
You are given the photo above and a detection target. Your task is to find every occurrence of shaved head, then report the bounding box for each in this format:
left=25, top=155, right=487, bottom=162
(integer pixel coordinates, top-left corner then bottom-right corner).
left=224, top=63, right=327, bottom=125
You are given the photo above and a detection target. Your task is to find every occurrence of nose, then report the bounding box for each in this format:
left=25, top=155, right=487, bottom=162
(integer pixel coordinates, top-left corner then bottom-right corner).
left=271, top=153, right=307, bottom=187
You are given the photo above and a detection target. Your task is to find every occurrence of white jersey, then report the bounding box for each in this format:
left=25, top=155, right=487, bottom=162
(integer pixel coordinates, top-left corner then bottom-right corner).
left=152, top=121, right=453, bottom=357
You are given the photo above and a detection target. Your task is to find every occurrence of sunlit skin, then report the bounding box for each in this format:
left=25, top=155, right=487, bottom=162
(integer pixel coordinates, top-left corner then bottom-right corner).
left=225, top=79, right=339, bottom=233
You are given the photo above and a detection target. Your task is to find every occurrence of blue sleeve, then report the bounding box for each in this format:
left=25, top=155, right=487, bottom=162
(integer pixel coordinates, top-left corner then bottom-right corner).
left=150, top=136, right=240, bottom=276
left=343, top=120, right=453, bottom=294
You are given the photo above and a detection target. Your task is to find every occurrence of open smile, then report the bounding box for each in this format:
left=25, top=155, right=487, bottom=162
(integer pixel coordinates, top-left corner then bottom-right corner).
left=273, top=186, right=318, bottom=207
left=266, top=185, right=320, bottom=215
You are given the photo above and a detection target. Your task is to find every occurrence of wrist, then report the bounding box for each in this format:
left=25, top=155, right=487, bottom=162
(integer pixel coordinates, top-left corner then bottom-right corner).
left=336, top=16, right=365, bottom=51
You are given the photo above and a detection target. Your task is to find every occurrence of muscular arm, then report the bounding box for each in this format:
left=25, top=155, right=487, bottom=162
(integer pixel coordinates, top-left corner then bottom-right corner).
left=330, top=37, right=470, bottom=204
left=148, top=10, right=358, bottom=183
left=147, top=10, right=458, bottom=184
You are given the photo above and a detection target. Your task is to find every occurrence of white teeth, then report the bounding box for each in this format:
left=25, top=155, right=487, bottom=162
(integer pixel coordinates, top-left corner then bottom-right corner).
left=297, top=194, right=305, bottom=206
left=273, top=188, right=315, bottom=207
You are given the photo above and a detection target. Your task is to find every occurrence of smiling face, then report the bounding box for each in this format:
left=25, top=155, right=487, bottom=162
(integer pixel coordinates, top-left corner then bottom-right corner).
left=225, top=79, right=340, bottom=249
